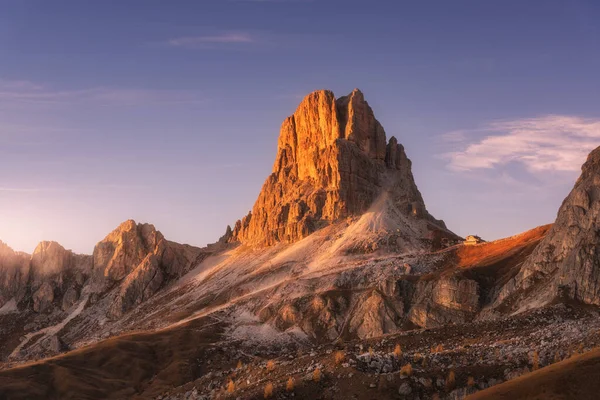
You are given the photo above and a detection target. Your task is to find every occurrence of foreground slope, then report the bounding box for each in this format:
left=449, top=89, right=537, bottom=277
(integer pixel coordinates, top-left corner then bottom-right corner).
left=0, top=222, right=561, bottom=400
left=468, top=348, right=600, bottom=400
left=0, top=221, right=204, bottom=364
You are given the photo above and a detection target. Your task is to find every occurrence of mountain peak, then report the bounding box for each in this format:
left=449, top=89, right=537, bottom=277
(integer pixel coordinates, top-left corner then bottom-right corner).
left=231, top=89, right=450, bottom=247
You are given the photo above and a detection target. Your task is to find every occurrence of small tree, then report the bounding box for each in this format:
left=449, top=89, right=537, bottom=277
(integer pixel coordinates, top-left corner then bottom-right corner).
left=467, top=376, right=475, bottom=388
left=286, top=377, right=294, bottom=392
left=431, top=344, right=444, bottom=354
left=227, top=380, right=235, bottom=394
left=313, top=367, right=322, bottom=382
left=266, top=360, right=275, bottom=372
left=445, top=370, right=456, bottom=391
left=554, top=351, right=561, bottom=364
left=264, top=382, right=274, bottom=399
left=400, top=363, right=413, bottom=377
left=532, top=351, right=539, bottom=371
left=334, top=351, right=345, bottom=365
left=393, top=344, right=402, bottom=358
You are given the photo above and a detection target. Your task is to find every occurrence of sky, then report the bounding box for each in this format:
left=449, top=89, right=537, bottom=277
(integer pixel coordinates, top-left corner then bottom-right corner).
left=1, top=0, right=600, bottom=254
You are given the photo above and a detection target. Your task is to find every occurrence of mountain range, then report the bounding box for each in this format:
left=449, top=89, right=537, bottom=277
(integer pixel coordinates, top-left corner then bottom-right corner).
left=1, top=89, right=600, bottom=400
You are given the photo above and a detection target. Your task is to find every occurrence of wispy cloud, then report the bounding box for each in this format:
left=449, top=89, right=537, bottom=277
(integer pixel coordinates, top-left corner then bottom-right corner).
left=0, top=79, right=206, bottom=106
left=443, top=115, right=600, bottom=173
left=166, top=32, right=255, bottom=49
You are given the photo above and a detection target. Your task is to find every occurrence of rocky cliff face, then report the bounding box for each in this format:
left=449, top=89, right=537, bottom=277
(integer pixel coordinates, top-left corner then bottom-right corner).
left=494, top=146, right=600, bottom=312
left=29, top=241, right=91, bottom=313
left=93, top=220, right=201, bottom=318
left=0, top=240, right=91, bottom=313
left=0, top=241, right=30, bottom=308
left=231, top=89, right=449, bottom=247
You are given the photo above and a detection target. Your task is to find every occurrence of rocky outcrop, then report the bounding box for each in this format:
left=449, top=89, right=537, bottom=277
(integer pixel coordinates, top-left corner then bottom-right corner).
left=29, top=241, right=91, bottom=314
left=494, top=146, right=600, bottom=311
left=0, top=241, right=30, bottom=308
left=231, top=89, right=450, bottom=247
left=95, top=220, right=201, bottom=318
left=93, top=220, right=164, bottom=283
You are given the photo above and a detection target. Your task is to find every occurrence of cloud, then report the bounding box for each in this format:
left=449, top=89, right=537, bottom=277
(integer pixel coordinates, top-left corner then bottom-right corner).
left=0, top=79, right=206, bottom=106
left=167, top=32, right=255, bottom=49
left=443, top=115, right=600, bottom=173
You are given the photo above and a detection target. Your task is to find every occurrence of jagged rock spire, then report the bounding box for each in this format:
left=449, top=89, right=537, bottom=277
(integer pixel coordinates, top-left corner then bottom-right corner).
left=231, top=89, right=447, bottom=246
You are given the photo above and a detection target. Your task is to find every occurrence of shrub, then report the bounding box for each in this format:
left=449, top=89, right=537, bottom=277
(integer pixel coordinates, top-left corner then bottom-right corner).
left=467, top=376, right=475, bottom=387
left=445, top=370, right=456, bottom=391
left=334, top=351, right=345, bottom=365
left=266, top=360, right=275, bottom=372
left=393, top=344, right=402, bottom=358
left=532, top=351, right=539, bottom=370
left=286, top=377, right=294, bottom=392
left=369, top=346, right=374, bottom=355
left=227, top=380, right=235, bottom=394
left=430, top=344, right=444, bottom=354
left=400, top=363, right=413, bottom=377
left=313, top=367, right=322, bottom=382
left=264, top=382, right=274, bottom=399
left=421, top=356, right=427, bottom=368
left=413, top=353, right=423, bottom=362
left=236, top=360, right=243, bottom=369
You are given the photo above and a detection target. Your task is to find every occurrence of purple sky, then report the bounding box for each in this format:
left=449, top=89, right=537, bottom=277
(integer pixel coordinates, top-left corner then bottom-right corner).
left=1, top=0, right=600, bottom=254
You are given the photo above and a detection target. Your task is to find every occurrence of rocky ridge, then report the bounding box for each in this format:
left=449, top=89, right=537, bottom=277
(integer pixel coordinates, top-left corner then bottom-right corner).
left=493, top=145, right=600, bottom=313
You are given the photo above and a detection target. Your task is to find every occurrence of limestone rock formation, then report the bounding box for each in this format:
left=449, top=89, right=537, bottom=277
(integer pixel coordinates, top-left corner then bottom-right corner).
left=231, top=89, right=449, bottom=247
left=95, top=220, right=201, bottom=318
left=0, top=241, right=30, bottom=308
left=29, top=241, right=91, bottom=313
left=494, top=146, right=600, bottom=311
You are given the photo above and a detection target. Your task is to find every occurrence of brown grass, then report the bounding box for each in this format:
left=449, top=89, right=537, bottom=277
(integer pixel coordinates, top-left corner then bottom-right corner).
left=400, top=363, right=413, bottom=377
left=468, top=347, right=600, bottom=400
left=0, top=314, right=224, bottom=400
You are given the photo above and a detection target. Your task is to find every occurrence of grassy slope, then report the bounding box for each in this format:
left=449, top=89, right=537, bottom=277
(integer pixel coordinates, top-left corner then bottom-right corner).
left=467, top=348, right=600, bottom=400
left=0, top=316, right=225, bottom=400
